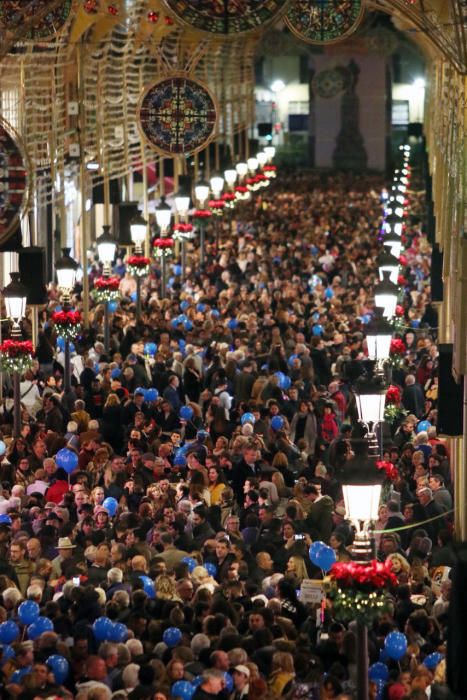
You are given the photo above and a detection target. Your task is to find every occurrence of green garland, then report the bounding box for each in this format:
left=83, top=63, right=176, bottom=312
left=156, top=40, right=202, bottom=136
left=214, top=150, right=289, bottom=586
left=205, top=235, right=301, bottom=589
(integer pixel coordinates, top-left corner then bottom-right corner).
left=329, top=587, right=391, bottom=626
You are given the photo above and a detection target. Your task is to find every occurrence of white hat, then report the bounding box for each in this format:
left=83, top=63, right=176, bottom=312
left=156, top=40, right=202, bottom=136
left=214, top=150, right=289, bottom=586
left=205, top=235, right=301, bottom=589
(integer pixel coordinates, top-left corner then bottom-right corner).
left=57, top=537, right=76, bottom=549
left=234, top=665, right=250, bottom=678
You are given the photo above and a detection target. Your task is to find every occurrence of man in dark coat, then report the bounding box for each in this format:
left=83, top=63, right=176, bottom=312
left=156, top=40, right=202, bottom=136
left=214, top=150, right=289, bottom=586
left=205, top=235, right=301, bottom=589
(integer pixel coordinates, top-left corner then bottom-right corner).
left=401, top=374, right=425, bottom=418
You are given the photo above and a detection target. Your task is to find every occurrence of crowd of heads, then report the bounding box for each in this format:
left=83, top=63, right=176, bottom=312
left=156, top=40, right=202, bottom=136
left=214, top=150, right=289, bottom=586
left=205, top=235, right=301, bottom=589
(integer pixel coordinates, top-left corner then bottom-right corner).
left=0, top=167, right=455, bottom=699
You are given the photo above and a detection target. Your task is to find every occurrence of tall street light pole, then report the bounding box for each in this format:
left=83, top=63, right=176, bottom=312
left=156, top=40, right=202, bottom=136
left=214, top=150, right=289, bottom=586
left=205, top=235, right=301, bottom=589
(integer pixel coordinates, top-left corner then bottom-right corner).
left=55, top=248, right=79, bottom=394
left=2, top=273, right=28, bottom=438
left=130, top=211, right=148, bottom=322
left=194, top=175, right=210, bottom=266
left=155, top=196, right=172, bottom=300
left=96, top=225, right=117, bottom=355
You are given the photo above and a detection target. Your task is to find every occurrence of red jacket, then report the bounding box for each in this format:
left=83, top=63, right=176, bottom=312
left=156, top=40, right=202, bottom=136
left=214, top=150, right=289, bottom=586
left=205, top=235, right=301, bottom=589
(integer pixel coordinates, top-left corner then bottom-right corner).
left=45, top=479, right=69, bottom=504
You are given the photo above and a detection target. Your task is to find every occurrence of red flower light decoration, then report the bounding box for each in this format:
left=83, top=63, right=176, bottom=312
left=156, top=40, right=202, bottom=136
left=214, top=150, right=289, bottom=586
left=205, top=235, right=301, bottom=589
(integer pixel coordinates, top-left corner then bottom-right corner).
left=221, top=193, right=235, bottom=202
left=0, top=340, right=34, bottom=373
left=193, top=209, right=212, bottom=218
left=376, top=460, right=399, bottom=482
left=147, top=10, right=159, bottom=22
left=330, top=560, right=397, bottom=590
left=153, top=237, right=174, bottom=258
left=390, top=338, right=406, bottom=355
left=173, top=223, right=194, bottom=233
left=395, top=304, right=404, bottom=317
left=0, top=340, right=34, bottom=357
left=127, top=255, right=151, bottom=267
left=397, top=274, right=407, bottom=286
left=386, top=384, right=401, bottom=405
left=399, top=254, right=408, bottom=267
left=94, top=277, right=120, bottom=290
left=51, top=310, right=81, bottom=325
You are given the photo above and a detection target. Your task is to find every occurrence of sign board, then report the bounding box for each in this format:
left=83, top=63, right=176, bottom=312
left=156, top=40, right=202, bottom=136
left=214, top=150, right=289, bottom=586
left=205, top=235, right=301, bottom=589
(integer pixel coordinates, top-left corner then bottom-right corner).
left=300, top=579, right=324, bottom=604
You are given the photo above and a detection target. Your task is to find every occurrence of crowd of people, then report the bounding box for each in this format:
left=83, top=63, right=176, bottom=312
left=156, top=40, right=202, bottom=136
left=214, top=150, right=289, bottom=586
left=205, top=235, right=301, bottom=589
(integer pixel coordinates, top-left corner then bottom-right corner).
left=0, top=165, right=456, bottom=700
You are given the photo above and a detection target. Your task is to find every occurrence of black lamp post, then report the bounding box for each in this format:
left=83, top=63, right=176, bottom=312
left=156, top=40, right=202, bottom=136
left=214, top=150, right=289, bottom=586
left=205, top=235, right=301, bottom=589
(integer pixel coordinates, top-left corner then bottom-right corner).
left=194, top=176, right=210, bottom=265
left=2, top=273, right=27, bottom=438
left=341, top=444, right=385, bottom=700
left=55, top=248, right=79, bottom=393
left=130, top=211, right=148, bottom=321
left=155, top=196, right=172, bottom=299
left=96, top=225, right=117, bottom=353
left=174, top=188, right=191, bottom=279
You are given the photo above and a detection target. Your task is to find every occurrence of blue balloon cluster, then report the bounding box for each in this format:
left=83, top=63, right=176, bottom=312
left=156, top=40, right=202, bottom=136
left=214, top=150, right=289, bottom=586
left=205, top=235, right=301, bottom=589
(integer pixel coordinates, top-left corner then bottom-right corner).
left=275, top=372, right=291, bottom=390
left=93, top=617, right=129, bottom=642
left=55, top=448, right=78, bottom=475
left=182, top=556, right=197, bottom=573
left=309, top=541, right=336, bottom=573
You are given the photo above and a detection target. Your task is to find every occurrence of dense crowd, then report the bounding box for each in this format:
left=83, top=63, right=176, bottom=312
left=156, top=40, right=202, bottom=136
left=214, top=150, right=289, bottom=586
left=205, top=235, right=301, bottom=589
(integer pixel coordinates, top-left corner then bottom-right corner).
left=0, top=168, right=456, bottom=700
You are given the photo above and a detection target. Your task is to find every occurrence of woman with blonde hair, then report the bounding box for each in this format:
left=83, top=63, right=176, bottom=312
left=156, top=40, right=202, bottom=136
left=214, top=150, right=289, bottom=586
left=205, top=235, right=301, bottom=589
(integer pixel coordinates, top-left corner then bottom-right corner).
left=285, top=555, right=308, bottom=584
left=268, top=651, right=295, bottom=696
left=386, top=553, right=411, bottom=582
left=155, top=574, right=182, bottom=602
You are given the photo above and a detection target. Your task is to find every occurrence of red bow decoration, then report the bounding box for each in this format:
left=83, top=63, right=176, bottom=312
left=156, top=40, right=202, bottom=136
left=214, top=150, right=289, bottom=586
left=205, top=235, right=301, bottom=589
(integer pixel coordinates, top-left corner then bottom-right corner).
left=386, top=385, right=401, bottom=405
left=94, top=277, right=120, bottom=290
left=153, top=238, right=174, bottom=248
left=127, top=255, right=150, bottom=266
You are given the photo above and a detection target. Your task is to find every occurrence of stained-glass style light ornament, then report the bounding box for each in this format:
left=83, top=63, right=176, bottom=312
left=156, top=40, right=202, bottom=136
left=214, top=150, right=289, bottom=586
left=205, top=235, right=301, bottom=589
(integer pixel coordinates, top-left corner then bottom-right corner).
left=286, top=0, right=365, bottom=45
left=161, top=0, right=289, bottom=37
left=0, top=118, right=29, bottom=246
left=137, top=74, right=218, bottom=156
left=0, top=0, right=73, bottom=40
left=312, top=66, right=351, bottom=98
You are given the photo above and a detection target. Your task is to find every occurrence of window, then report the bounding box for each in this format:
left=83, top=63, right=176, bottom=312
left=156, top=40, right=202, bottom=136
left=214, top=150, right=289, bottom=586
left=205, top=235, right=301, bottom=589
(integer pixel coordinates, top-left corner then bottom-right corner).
left=392, top=100, right=409, bottom=126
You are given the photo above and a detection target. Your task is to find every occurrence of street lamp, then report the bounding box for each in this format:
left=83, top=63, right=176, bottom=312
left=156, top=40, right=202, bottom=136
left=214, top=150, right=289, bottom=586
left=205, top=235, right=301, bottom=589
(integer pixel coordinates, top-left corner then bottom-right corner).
left=235, top=162, right=248, bottom=179
left=256, top=152, right=268, bottom=168
left=130, top=211, right=148, bottom=320
left=210, top=173, right=224, bottom=197
left=96, top=225, right=117, bottom=353
left=264, top=145, right=276, bottom=162
left=174, top=188, right=191, bottom=278
left=381, top=231, right=403, bottom=259
left=3, top=272, right=27, bottom=437
left=375, top=271, right=399, bottom=319
left=365, top=310, right=393, bottom=363
left=224, top=167, right=237, bottom=189
left=354, top=374, right=387, bottom=429
left=56, top=248, right=79, bottom=393
left=377, top=250, right=399, bottom=284
left=195, top=177, right=210, bottom=265
left=155, top=196, right=172, bottom=298
left=341, top=444, right=385, bottom=700
left=247, top=157, right=258, bottom=174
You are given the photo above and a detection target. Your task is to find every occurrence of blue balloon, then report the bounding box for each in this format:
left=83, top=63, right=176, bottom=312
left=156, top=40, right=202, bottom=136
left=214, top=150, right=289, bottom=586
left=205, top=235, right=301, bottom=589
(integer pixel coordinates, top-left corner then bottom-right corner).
left=11, top=667, right=32, bottom=684
left=180, top=300, right=190, bottom=311
left=144, top=342, right=157, bottom=356
left=417, top=420, right=431, bottom=433
left=275, top=372, right=291, bottom=390
left=411, top=320, right=421, bottom=328
left=27, top=617, right=53, bottom=640
left=191, top=676, right=203, bottom=689
left=55, top=448, right=78, bottom=475
left=312, top=312, right=320, bottom=322
left=223, top=673, right=234, bottom=693
left=69, top=342, right=76, bottom=353
left=196, top=303, right=206, bottom=312
left=288, top=354, right=298, bottom=366
left=108, top=623, right=128, bottom=643
left=168, top=276, right=175, bottom=287
left=315, top=545, right=336, bottom=573
left=0, top=645, right=15, bottom=666
left=174, top=451, right=187, bottom=467
left=0, top=441, right=6, bottom=457
left=94, top=362, right=100, bottom=374
left=204, top=562, right=217, bottom=577
left=139, top=575, right=155, bottom=599
left=163, top=627, right=182, bottom=647
left=171, top=681, right=194, bottom=700
left=18, top=601, right=40, bottom=625
left=144, top=388, right=159, bottom=402
left=325, top=287, right=334, bottom=299
left=0, top=621, right=19, bottom=644
left=102, top=497, right=118, bottom=517
left=182, top=556, right=197, bottom=573
left=173, top=265, right=182, bottom=276
left=184, top=320, right=193, bottom=331
left=369, top=662, right=389, bottom=682
left=134, top=387, right=146, bottom=396
left=108, top=300, right=118, bottom=313
left=92, top=617, right=113, bottom=642
left=312, top=324, right=324, bottom=336
left=384, top=631, right=407, bottom=661
left=196, top=430, right=209, bottom=442
left=56, top=337, right=65, bottom=351
left=180, top=405, right=194, bottom=421
left=309, top=541, right=327, bottom=566
left=275, top=371, right=285, bottom=383
left=211, top=309, right=220, bottom=318
left=178, top=339, right=186, bottom=350
left=271, top=415, right=284, bottom=431
left=111, top=368, right=122, bottom=379
left=55, top=305, right=62, bottom=312
left=46, top=655, right=69, bottom=684
left=227, top=318, right=238, bottom=329
left=241, top=412, right=255, bottom=425
left=423, top=652, right=443, bottom=670
left=0, top=515, right=11, bottom=525
left=130, top=291, right=137, bottom=302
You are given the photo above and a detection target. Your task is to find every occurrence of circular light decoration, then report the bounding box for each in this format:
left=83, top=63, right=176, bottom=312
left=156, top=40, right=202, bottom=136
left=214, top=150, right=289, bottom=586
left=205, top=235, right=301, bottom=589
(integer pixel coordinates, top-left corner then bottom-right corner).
left=161, top=0, right=289, bottom=37
left=285, top=0, right=365, bottom=45
left=137, top=74, right=218, bottom=157
left=312, top=66, right=351, bottom=99
left=0, top=0, right=73, bottom=41
left=0, top=118, right=29, bottom=246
